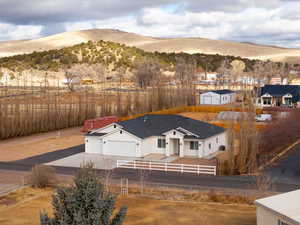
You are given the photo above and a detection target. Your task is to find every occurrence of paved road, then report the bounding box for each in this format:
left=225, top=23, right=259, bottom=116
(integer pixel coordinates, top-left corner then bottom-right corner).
left=266, top=142, right=300, bottom=185
left=1, top=143, right=300, bottom=193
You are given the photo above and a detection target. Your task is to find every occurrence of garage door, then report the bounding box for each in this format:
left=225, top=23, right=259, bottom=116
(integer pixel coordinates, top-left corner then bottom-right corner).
left=104, top=141, right=137, bottom=157
left=203, top=96, right=212, bottom=104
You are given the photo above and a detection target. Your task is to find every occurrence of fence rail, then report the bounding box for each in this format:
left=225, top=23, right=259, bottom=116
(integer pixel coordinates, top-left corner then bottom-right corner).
left=116, top=160, right=217, bottom=175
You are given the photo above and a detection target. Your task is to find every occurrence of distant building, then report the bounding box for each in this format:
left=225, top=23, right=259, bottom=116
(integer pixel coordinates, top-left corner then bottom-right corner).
left=256, top=189, right=300, bottom=225
left=200, top=90, right=236, bottom=105
left=257, top=85, right=300, bottom=107
left=270, top=77, right=282, bottom=85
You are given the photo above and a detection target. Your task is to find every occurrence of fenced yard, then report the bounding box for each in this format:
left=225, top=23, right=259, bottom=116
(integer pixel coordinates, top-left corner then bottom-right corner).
left=117, top=160, right=217, bottom=175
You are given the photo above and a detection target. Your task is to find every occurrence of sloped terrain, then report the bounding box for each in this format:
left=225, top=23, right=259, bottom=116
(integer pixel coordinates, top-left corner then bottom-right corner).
left=1, top=29, right=300, bottom=62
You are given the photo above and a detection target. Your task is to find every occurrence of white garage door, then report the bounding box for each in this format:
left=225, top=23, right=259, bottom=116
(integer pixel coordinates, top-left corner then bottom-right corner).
left=212, top=96, right=220, bottom=104
left=203, top=96, right=212, bottom=104
left=85, top=137, right=103, bottom=154
left=104, top=141, right=137, bottom=157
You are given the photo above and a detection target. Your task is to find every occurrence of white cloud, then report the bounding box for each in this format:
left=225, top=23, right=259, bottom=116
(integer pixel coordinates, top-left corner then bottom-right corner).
left=0, top=23, right=42, bottom=41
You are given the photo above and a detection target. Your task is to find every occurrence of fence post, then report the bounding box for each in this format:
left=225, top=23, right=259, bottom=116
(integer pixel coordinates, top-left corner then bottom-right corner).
left=165, top=162, right=167, bottom=172
left=149, top=161, right=152, bottom=170
left=214, top=166, right=216, bottom=176
left=181, top=164, right=184, bottom=173
left=134, top=160, right=136, bottom=169
left=117, top=160, right=119, bottom=168
left=197, top=165, right=200, bottom=175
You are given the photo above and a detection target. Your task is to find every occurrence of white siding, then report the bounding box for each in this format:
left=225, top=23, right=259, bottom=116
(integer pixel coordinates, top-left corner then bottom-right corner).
left=202, top=132, right=227, bottom=157
left=200, top=92, right=221, bottom=105
left=102, top=129, right=141, bottom=157
left=183, top=141, right=200, bottom=157
left=200, top=92, right=236, bottom=105
left=256, top=206, right=294, bottom=225
left=85, top=136, right=103, bottom=154
left=141, top=136, right=166, bottom=156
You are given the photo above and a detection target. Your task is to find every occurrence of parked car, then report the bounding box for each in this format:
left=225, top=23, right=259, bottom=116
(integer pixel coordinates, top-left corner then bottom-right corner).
left=255, top=114, right=272, bottom=122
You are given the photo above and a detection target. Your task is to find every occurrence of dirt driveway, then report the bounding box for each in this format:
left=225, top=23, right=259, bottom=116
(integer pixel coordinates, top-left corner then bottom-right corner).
left=0, top=127, right=84, bottom=162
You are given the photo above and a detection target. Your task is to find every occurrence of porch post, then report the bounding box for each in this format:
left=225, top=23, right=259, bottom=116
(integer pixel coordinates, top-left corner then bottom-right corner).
left=198, top=141, right=203, bottom=158
left=179, top=138, right=184, bottom=158
left=166, top=136, right=170, bottom=156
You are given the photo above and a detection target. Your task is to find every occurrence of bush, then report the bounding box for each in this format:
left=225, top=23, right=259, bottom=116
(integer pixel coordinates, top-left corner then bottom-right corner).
left=28, top=165, right=57, bottom=188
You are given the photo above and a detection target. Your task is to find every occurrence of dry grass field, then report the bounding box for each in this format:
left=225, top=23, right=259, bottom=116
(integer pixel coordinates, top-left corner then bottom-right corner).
left=0, top=187, right=256, bottom=225
left=0, top=127, right=83, bottom=161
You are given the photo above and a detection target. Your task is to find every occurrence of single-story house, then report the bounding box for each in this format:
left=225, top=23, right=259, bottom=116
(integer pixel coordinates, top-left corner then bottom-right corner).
left=255, top=189, right=300, bottom=225
left=257, top=85, right=300, bottom=107
left=200, top=90, right=236, bottom=105
left=85, top=114, right=227, bottom=158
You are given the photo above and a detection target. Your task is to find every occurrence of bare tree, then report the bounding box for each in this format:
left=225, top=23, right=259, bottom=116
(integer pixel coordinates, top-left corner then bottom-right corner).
left=134, top=60, right=162, bottom=88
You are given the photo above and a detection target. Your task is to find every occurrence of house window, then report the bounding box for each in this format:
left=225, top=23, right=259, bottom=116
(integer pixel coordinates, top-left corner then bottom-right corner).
left=190, top=141, right=199, bottom=150
left=173, top=131, right=176, bottom=135
left=209, top=143, right=211, bottom=149
left=278, top=219, right=289, bottom=225
left=120, top=130, right=123, bottom=134
left=157, top=139, right=166, bottom=148
left=216, top=137, right=218, bottom=143
left=113, top=124, right=116, bottom=128
left=263, top=97, right=271, bottom=105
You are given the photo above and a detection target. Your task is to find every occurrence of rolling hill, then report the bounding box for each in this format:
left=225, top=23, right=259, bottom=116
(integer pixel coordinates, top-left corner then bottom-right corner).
left=1, top=29, right=300, bottom=63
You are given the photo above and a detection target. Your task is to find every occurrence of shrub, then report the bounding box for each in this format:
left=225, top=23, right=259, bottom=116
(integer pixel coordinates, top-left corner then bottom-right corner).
left=40, top=163, right=127, bottom=225
left=28, top=165, right=57, bottom=188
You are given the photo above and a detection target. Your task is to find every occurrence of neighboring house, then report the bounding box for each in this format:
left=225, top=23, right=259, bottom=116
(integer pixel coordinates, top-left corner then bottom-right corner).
left=256, top=190, right=300, bottom=225
left=85, top=114, right=227, bottom=158
left=257, top=85, right=300, bottom=107
left=200, top=90, right=236, bottom=105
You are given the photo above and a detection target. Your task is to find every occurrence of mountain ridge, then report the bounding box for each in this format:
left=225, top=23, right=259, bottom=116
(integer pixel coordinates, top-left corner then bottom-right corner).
left=1, top=29, right=300, bottom=63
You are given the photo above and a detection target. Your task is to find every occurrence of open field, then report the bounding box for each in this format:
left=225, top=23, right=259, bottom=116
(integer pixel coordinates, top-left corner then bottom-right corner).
left=0, top=127, right=83, bottom=161
left=0, top=187, right=256, bottom=225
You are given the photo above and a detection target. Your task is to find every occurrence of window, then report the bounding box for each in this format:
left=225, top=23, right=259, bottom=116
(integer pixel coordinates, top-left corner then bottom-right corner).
left=278, top=219, right=290, bottom=225
left=173, top=131, right=176, bottom=135
left=120, top=130, right=123, bottom=134
left=157, top=139, right=166, bottom=148
left=190, top=141, right=199, bottom=150
left=216, top=137, right=218, bottom=144
left=263, top=97, right=271, bottom=105
left=209, top=143, right=211, bottom=149
left=113, top=124, right=116, bottom=128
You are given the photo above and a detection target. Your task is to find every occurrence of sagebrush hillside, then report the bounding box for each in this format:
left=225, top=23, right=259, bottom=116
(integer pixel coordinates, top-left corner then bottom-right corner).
left=1, top=29, right=300, bottom=63
left=0, top=39, right=257, bottom=75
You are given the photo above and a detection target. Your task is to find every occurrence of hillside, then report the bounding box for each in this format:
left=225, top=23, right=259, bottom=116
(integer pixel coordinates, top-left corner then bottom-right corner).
left=1, top=29, right=300, bottom=63
left=0, top=39, right=257, bottom=74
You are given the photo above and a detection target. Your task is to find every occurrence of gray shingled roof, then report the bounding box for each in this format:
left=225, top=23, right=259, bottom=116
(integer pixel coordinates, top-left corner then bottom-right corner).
left=209, top=90, right=234, bottom=95
left=260, top=85, right=300, bottom=103
left=116, top=114, right=225, bottom=139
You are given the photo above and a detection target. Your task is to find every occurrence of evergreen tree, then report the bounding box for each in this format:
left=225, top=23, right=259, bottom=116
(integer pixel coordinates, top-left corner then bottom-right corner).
left=40, top=164, right=127, bottom=225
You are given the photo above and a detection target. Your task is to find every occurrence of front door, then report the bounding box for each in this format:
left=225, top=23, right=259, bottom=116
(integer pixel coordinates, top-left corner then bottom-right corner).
left=174, top=139, right=180, bottom=155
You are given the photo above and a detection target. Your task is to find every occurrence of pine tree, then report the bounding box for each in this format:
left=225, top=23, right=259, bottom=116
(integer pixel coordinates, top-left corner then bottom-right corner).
left=40, top=164, right=127, bottom=225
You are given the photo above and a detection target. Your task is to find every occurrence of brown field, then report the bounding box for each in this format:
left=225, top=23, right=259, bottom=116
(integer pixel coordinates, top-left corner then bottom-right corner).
left=0, top=188, right=256, bottom=225
left=0, top=127, right=83, bottom=161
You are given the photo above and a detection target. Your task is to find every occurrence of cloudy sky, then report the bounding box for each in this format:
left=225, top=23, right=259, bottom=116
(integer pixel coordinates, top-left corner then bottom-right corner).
left=1, top=0, right=300, bottom=47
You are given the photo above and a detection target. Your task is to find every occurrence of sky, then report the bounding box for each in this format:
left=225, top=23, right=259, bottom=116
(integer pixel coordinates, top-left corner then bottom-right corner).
left=1, top=0, right=300, bottom=48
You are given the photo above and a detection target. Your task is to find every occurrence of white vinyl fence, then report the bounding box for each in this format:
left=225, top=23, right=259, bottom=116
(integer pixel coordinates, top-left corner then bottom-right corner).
left=116, top=160, right=217, bottom=175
